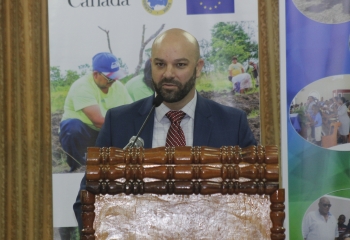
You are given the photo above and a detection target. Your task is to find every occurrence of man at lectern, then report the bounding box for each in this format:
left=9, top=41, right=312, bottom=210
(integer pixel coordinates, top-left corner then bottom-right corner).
left=73, top=28, right=257, bottom=232
left=95, top=28, right=256, bottom=149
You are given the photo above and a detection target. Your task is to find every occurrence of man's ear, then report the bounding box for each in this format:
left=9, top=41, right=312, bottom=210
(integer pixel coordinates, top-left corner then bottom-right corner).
left=195, top=59, right=204, bottom=77
left=92, top=71, right=99, bottom=80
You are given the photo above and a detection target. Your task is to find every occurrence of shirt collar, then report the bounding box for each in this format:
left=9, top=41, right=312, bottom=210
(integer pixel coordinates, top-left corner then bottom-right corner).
left=317, top=210, right=331, bottom=217
left=155, top=91, right=197, bottom=122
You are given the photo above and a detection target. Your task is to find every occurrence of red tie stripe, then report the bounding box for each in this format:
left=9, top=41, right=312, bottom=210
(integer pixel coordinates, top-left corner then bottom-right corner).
left=165, top=111, right=186, bottom=147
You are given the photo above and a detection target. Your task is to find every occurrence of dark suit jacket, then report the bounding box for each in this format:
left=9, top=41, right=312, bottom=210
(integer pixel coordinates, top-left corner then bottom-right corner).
left=96, top=93, right=256, bottom=148
left=74, top=93, right=257, bottom=231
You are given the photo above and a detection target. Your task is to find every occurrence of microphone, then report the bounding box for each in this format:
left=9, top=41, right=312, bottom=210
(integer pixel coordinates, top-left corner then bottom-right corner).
left=123, top=136, right=144, bottom=150
left=123, top=94, right=164, bottom=149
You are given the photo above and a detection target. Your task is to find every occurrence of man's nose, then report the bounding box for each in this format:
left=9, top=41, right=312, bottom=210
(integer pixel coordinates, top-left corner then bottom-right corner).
left=163, top=65, right=175, bottom=79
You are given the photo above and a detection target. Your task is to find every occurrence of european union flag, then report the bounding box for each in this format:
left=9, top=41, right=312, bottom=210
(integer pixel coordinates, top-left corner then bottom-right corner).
left=187, top=0, right=235, bottom=15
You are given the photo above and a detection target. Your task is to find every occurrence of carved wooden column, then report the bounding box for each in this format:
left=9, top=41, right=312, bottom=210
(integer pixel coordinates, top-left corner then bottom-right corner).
left=270, top=189, right=286, bottom=240
left=81, top=190, right=96, bottom=240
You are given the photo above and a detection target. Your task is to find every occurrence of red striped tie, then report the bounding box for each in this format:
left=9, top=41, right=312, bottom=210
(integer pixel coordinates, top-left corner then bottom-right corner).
left=165, top=111, right=186, bottom=147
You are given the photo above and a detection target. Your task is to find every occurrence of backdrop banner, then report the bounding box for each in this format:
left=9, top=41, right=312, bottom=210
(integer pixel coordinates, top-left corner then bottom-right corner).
left=286, top=1, right=350, bottom=239
left=49, top=1, right=259, bottom=239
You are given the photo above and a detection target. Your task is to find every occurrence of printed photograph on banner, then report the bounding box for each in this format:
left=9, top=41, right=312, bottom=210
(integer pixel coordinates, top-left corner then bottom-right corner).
left=293, top=0, right=350, bottom=24
left=301, top=193, right=350, bottom=240
left=290, top=74, right=350, bottom=150
left=49, top=1, right=259, bottom=239
left=50, top=22, right=260, bottom=175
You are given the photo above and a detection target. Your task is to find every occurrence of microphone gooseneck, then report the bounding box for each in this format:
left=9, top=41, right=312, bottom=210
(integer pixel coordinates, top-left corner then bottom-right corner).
left=153, top=94, right=164, bottom=107
left=127, top=95, right=164, bottom=149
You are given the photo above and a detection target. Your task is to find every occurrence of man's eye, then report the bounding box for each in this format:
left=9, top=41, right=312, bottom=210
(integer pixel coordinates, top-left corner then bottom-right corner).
left=155, top=63, right=164, bottom=67
left=177, top=63, right=187, bottom=67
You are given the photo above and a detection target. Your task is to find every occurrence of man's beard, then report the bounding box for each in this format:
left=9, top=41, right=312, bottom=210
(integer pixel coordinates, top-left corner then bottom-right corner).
left=153, top=69, right=197, bottom=103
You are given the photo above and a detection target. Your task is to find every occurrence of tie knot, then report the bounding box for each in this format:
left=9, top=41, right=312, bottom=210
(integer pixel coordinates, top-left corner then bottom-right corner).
left=166, top=111, right=186, bottom=124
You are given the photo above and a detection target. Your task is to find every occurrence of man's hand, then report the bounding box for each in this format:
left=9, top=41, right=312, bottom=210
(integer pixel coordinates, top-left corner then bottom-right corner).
left=82, top=105, right=105, bottom=128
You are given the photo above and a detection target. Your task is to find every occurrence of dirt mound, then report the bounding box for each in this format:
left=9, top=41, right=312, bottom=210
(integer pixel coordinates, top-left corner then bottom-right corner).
left=199, top=90, right=260, bottom=143
left=51, top=111, right=64, bottom=167
left=199, top=90, right=260, bottom=114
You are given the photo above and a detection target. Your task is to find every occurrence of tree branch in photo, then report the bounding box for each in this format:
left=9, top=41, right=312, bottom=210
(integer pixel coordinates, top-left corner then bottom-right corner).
left=134, top=24, right=165, bottom=76
left=98, top=26, right=113, bottom=54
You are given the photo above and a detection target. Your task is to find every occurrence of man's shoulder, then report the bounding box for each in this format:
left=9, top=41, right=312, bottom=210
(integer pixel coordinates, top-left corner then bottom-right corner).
left=198, top=94, right=245, bottom=115
left=72, top=74, right=92, bottom=84
left=68, top=74, right=94, bottom=91
left=305, top=210, right=332, bottom=219
left=125, top=74, right=144, bottom=87
left=64, top=75, right=98, bottom=103
left=304, top=210, right=318, bottom=219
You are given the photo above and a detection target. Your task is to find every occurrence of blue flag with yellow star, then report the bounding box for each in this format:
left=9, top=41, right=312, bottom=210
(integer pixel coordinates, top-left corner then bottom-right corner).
left=187, top=0, right=235, bottom=15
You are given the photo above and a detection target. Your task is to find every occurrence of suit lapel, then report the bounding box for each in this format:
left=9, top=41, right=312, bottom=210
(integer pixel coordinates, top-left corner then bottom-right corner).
left=193, top=94, right=213, bottom=146
left=134, top=96, right=155, bottom=148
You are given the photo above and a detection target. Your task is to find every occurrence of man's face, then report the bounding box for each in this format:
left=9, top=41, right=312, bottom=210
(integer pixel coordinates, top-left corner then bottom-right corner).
left=151, top=38, right=203, bottom=104
left=152, top=68, right=197, bottom=103
left=318, top=198, right=331, bottom=215
left=93, top=72, right=116, bottom=90
left=232, top=59, right=237, bottom=64
left=339, top=215, right=346, bottom=224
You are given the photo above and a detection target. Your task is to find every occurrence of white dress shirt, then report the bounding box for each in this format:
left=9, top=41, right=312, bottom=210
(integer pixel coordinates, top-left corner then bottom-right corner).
left=302, top=210, right=338, bottom=240
left=152, top=92, right=197, bottom=148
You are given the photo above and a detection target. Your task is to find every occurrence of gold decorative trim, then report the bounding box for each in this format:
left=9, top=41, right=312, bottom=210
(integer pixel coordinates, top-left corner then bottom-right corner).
left=0, top=0, right=280, bottom=238
left=0, top=0, right=52, bottom=239
left=258, top=0, right=281, bottom=147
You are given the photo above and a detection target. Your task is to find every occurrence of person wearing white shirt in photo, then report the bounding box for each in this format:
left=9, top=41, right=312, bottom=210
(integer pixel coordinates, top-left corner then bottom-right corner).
left=302, top=197, right=338, bottom=240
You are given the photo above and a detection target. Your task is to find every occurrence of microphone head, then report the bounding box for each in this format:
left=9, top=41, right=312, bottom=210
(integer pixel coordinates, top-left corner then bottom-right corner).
left=130, top=136, right=144, bottom=148
left=153, top=94, right=164, bottom=107
left=123, top=136, right=144, bottom=149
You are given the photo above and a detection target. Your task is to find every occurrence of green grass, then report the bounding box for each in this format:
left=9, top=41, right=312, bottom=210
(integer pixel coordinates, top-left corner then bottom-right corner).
left=51, top=85, right=69, bottom=113
left=196, top=71, right=259, bottom=94
left=247, top=109, right=259, bottom=119
left=51, top=149, right=70, bottom=173
left=50, top=71, right=260, bottom=113
left=196, top=72, right=232, bottom=92
left=245, top=83, right=259, bottom=94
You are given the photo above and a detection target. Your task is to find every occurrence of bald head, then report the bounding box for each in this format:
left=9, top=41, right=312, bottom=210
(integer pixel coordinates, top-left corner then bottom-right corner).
left=150, top=28, right=204, bottom=110
left=318, top=197, right=331, bottom=216
left=319, top=197, right=330, bottom=204
left=152, top=28, right=200, bottom=61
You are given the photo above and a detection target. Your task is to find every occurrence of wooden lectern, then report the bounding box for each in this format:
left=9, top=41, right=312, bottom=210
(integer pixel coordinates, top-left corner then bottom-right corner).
left=81, top=145, right=285, bottom=240
left=322, top=121, right=341, bottom=148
